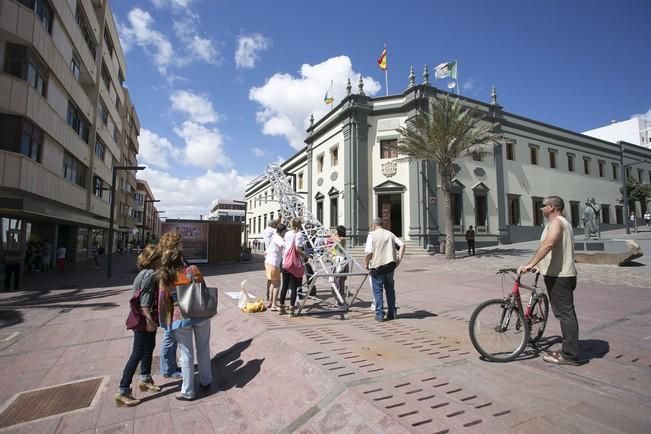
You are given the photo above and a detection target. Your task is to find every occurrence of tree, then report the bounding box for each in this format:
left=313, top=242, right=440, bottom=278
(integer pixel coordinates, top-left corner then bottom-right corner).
left=397, top=95, right=501, bottom=259
left=620, top=177, right=651, bottom=215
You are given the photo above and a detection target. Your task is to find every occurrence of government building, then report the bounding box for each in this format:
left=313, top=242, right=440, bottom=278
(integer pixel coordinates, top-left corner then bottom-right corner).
left=0, top=0, right=153, bottom=267
left=245, top=71, right=651, bottom=251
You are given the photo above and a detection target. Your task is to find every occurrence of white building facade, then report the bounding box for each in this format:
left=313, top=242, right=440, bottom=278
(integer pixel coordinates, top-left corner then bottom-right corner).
left=583, top=117, right=651, bottom=149
left=245, top=77, right=651, bottom=250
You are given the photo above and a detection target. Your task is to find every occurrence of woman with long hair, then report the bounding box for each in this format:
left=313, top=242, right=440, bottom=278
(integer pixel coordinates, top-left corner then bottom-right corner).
left=265, top=223, right=287, bottom=311
left=279, top=218, right=308, bottom=316
left=157, top=232, right=212, bottom=401
left=115, top=245, right=161, bottom=407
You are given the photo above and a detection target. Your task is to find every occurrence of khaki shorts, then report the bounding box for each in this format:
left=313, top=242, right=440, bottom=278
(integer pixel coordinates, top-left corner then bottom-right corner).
left=265, top=263, right=280, bottom=282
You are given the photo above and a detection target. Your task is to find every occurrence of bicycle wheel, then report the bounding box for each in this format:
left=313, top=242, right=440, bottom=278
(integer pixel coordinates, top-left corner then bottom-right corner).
left=469, top=298, right=530, bottom=362
left=529, top=293, right=549, bottom=342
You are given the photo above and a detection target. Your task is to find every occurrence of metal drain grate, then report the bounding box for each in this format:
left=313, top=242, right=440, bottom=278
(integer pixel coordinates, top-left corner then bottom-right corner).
left=0, top=377, right=102, bottom=428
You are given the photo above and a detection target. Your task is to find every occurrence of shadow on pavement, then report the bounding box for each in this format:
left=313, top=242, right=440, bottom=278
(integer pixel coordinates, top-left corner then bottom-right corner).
left=210, top=338, right=264, bottom=395
left=619, top=261, right=646, bottom=267
left=0, top=309, right=23, bottom=329
left=0, top=287, right=127, bottom=310
left=399, top=310, right=437, bottom=320
left=475, top=248, right=535, bottom=258
left=579, top=338, right=610, bottom=361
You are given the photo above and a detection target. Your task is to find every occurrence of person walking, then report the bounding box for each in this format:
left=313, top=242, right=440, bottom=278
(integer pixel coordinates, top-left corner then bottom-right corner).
left=157, top=232, right=213, bottom=401
left=115, top=245, right=161, bottom=407
left=265, top=223, right=286, bottom=311
left=364, top=217, right=406, bottom=322
left=91, top=241, right=100, bottom=269
left=465, top=225, right=476, bottom=256
left=518, top=195, right=581, bottom=366
left=3, top=243, right=23, bottom=291
left=644, top=211, right=650, bottom=228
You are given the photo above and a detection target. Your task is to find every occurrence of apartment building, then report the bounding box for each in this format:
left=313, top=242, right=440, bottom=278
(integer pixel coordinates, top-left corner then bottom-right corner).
left=135, top=179, right=161, bottom=244
left=245, top=77, right=651, bottom=250
left=0, top=0, right=142, bottom=266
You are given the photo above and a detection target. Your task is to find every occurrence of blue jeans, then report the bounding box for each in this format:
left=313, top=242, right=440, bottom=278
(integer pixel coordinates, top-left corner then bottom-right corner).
left=159, top=329, right=179, bottom=376
left=172, top=319, right=212, bottom=399
left=371, top=270, right=396, bottom=319
left=119, top=330, right=156, bottom=395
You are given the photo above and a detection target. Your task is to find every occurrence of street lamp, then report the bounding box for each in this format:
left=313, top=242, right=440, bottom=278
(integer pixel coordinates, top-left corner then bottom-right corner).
left=108, top=165, right=145, bottom=278
left=142, top=199, right=160, bottom=243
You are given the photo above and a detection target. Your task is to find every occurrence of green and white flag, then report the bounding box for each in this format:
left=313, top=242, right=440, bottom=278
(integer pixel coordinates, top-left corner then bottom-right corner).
left=434, top=61, right=457, bottom=79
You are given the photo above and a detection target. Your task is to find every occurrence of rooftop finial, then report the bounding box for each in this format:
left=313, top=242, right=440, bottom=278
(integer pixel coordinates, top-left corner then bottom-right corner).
left=346, top=78, right=352, bottom=96
left=310, top=114, right=314, bottom=126
left=408, top=65, right=415, bottom=88
left=358, top=76, right=365, bottom=95
left=491, top=86, right=498, bottom=105
left=423, top=64, right=430, bottom=85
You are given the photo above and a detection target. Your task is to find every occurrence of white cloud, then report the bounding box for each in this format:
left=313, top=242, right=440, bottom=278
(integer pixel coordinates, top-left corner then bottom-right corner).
left=462, top=78, right=475, bottom=91
left=170, top=90, right=219, bottom=124
left=173, top=13, right=220, bottom=65
left=140, top=167, right=251, bottom=219
left=249, top=56, right=381, bottom=149
left=174, top=121, right=230, bottom=169
left=253, top=147, right=265, bottom=157
left=235, top=34, right=271, bottom=69
left=138, top=128, right=181, bottom=169
left=189, top=35, right=219, bottom=64
left=118, top=8, right=174, bottom=74
left=151, top=0, right=193, bottom=8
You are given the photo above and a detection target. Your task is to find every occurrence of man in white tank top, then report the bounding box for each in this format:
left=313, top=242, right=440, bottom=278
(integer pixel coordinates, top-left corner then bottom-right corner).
left=518, top=195, right=581, bottom=366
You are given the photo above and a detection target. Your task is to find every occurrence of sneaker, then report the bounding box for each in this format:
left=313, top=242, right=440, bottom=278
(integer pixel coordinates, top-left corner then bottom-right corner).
left=138, top=380, right=161, bottom=392
left=543, top=352, right=581, bottom=366
left=175, top=393, right=194, bottom=401
left=279, top=305, right=287, bottom=315
left=115, top=390, right=141, bottom=407
left=374, top=316, right=384, bottom=322
left=163, top=371, right=182, bottom=379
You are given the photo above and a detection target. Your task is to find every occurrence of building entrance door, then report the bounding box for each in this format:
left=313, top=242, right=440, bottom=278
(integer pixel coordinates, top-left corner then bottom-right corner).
left=377, top=194, right=402, bottom=237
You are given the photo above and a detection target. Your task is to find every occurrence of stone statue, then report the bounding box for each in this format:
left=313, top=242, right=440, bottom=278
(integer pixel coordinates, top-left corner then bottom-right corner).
left=582, top=197, right=600, bottom=240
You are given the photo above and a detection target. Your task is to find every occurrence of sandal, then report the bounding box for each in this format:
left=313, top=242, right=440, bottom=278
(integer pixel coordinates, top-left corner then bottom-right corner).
left=270, top=305, right=279, bottom=311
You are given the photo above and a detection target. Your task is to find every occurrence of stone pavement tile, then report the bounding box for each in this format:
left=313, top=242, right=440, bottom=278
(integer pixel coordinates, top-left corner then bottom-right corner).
left=79, top=420, right=134, bottom=434
left=94, top=388, right=137, bottom=429
left=568, top=395, right=651, bottom=433
left=168, top=407, right=213, bottom=433
left=196, top=397, right=252, bottom=432
left=133, top=411, right=175, bottom=434
left=8, top=415, right=62, bottom=434
left=298, top=388, right=412, bottom=434
left=0, top=366, right=59, bottom=404
left=54, top=401, right=102, bottom=434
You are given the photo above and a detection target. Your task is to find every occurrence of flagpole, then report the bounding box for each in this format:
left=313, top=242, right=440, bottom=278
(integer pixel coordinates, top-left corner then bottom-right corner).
left=384, top=42, right=388, bottom=96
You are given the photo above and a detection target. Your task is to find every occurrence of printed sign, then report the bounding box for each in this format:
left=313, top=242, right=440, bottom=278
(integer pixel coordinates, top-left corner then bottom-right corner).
left=161, top=222, right=209, bottom=263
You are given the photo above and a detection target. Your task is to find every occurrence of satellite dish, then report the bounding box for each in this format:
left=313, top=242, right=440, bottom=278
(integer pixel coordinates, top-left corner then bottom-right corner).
left=447, top=81, right=456, bottom=89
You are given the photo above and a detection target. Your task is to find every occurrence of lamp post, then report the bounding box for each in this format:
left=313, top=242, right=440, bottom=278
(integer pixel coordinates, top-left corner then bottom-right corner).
left=108, top=165, right=145, bottom=278
left=142, top=199, right=160, bottom=244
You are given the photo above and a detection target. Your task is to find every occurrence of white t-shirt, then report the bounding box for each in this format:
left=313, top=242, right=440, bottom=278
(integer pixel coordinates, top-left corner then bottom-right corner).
left=56, top=247, right=66, bottom=259
left=262, top=226, right=275, bottom=249
left=284, top=230, right=305, bottom=251
left=265, top=233, right=285, bottom=267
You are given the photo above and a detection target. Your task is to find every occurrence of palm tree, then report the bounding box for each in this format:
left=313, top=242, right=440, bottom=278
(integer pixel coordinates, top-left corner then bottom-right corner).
left=397, top=95, right=501, bottom=259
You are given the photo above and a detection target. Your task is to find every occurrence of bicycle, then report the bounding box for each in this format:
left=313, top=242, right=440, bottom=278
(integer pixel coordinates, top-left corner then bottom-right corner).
left=468, top=268, right=550, bottom=362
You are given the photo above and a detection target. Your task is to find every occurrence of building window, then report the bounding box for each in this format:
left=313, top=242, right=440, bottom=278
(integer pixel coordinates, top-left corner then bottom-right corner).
left=583, top=157, right=591, bottom=175
left=601, top=205, right=610, bottom=224
left=638, top=168, right=644, bottom=183
left=298, top=172, right=304, bottom=190
left=103, top=28, right=115, bottom=58
left=3, top=43, right=48, bottom=97
left=98, top=100, right=109, bottom=126
left=451, top=192, right=462, bottom=226
left=612, top=163, right=619, bottom=180
left=508, top=195, right=520, bottom=225
left=471, top=151, right=482, bottom=161
left=615, top=206, right=623, bottom=225
left=529, top=145, right=538, bottom=165
left=0, top=115, right=42, bottom=162
left=570, top=201, right=580, bottom=228
left=75, top=3, right=97, bottom=59
left=118, top=69, right=125, bottom=86
left=316, top=199, right=324, bottom=223
left=17, top=0, right=53, bottom=33
left=101, top=62, right=111, bottom=89
left=549, top=150, right=557, bottom=169
left=330, top=196, right=338, bottom=227
left=70, top=50, right=81, bottom=80
left=66, top=101, right=90, bottom=143
left=475, top=195, right=487, bottom=227
left=625, top=167, right=631, bottom=179
left=115, top=96, right=121, bottom=113
left=317, top=154, right=324, bottom=173
left=331, top=146, right=339, bottom=166
left=380, top=139, right=398, bottom=159
left=63, top=152, right=87, bottom=187
left=532, top=197, right=544, bottom=226
left=598, top=160, right=605, bottom=178
left=505, top=141, right=515, bottom=161
left=567, top=154, right=575, bottom=172
left=93, top=175, right=105, bottom=197
left=95, top=138, right=106, bottom=162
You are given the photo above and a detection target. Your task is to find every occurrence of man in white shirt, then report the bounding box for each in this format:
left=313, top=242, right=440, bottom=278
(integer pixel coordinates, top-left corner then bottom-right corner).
left=262, top=218, right=280, bottom=301
left=364, top=217, right=405, bottom=322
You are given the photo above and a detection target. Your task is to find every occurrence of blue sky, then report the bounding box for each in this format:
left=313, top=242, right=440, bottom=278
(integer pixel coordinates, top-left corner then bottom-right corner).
left=111, top=0, right=651, bottom=219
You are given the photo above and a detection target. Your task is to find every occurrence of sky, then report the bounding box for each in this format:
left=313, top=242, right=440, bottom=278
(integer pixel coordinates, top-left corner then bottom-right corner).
left=110, top=0, right=651, bottom=219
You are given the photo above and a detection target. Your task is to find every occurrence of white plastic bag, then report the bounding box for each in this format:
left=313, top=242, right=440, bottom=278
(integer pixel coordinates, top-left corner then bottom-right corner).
left=237, top=279, right=251, bottom=309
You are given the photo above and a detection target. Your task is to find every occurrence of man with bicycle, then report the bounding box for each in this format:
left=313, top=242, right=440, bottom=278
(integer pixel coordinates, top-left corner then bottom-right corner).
left=517, top=195, right=580, bottom=366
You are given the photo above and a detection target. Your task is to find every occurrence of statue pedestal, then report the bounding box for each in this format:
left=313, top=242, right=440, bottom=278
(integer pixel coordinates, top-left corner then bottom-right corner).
left=575, top=240, right=643, bottom=266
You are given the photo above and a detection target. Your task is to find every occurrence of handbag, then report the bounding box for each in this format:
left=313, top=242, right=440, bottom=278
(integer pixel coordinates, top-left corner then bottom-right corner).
left=126, top=269, right=157, bottom=330
left=283, top=238, right=305, bottom=279
left=176, top=266, right=218, bottom=319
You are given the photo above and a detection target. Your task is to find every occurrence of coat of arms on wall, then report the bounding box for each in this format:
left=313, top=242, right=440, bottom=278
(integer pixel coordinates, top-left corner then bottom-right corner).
left=381, top=161, right=397, bottom=178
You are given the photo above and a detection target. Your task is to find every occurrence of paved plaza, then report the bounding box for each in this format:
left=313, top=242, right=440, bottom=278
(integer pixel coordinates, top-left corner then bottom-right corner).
left=0, top=229, right=650, bottom=433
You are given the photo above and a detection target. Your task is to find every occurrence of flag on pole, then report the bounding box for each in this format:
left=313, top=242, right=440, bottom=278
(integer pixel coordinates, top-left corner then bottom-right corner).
left=434, top=61, right=457, bottom=79
left=324, top=89, right=334, bottom=105
left=377, top=47, right=387, bottom=70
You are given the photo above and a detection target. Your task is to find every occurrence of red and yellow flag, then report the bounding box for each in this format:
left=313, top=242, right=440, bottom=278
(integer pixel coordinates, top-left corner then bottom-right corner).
left=377, top=47, right=387, bottom=70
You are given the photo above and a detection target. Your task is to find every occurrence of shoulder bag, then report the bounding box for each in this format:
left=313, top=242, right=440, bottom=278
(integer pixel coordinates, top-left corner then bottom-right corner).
left=176, top=265, right=218, bottom=319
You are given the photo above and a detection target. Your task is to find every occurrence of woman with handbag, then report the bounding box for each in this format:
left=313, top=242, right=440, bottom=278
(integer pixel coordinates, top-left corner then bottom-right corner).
left=157, top=231, right=213, bottom=401
left=280, top=218, right=308, bottom=317
left=115, top=245, right=161, bottom=407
